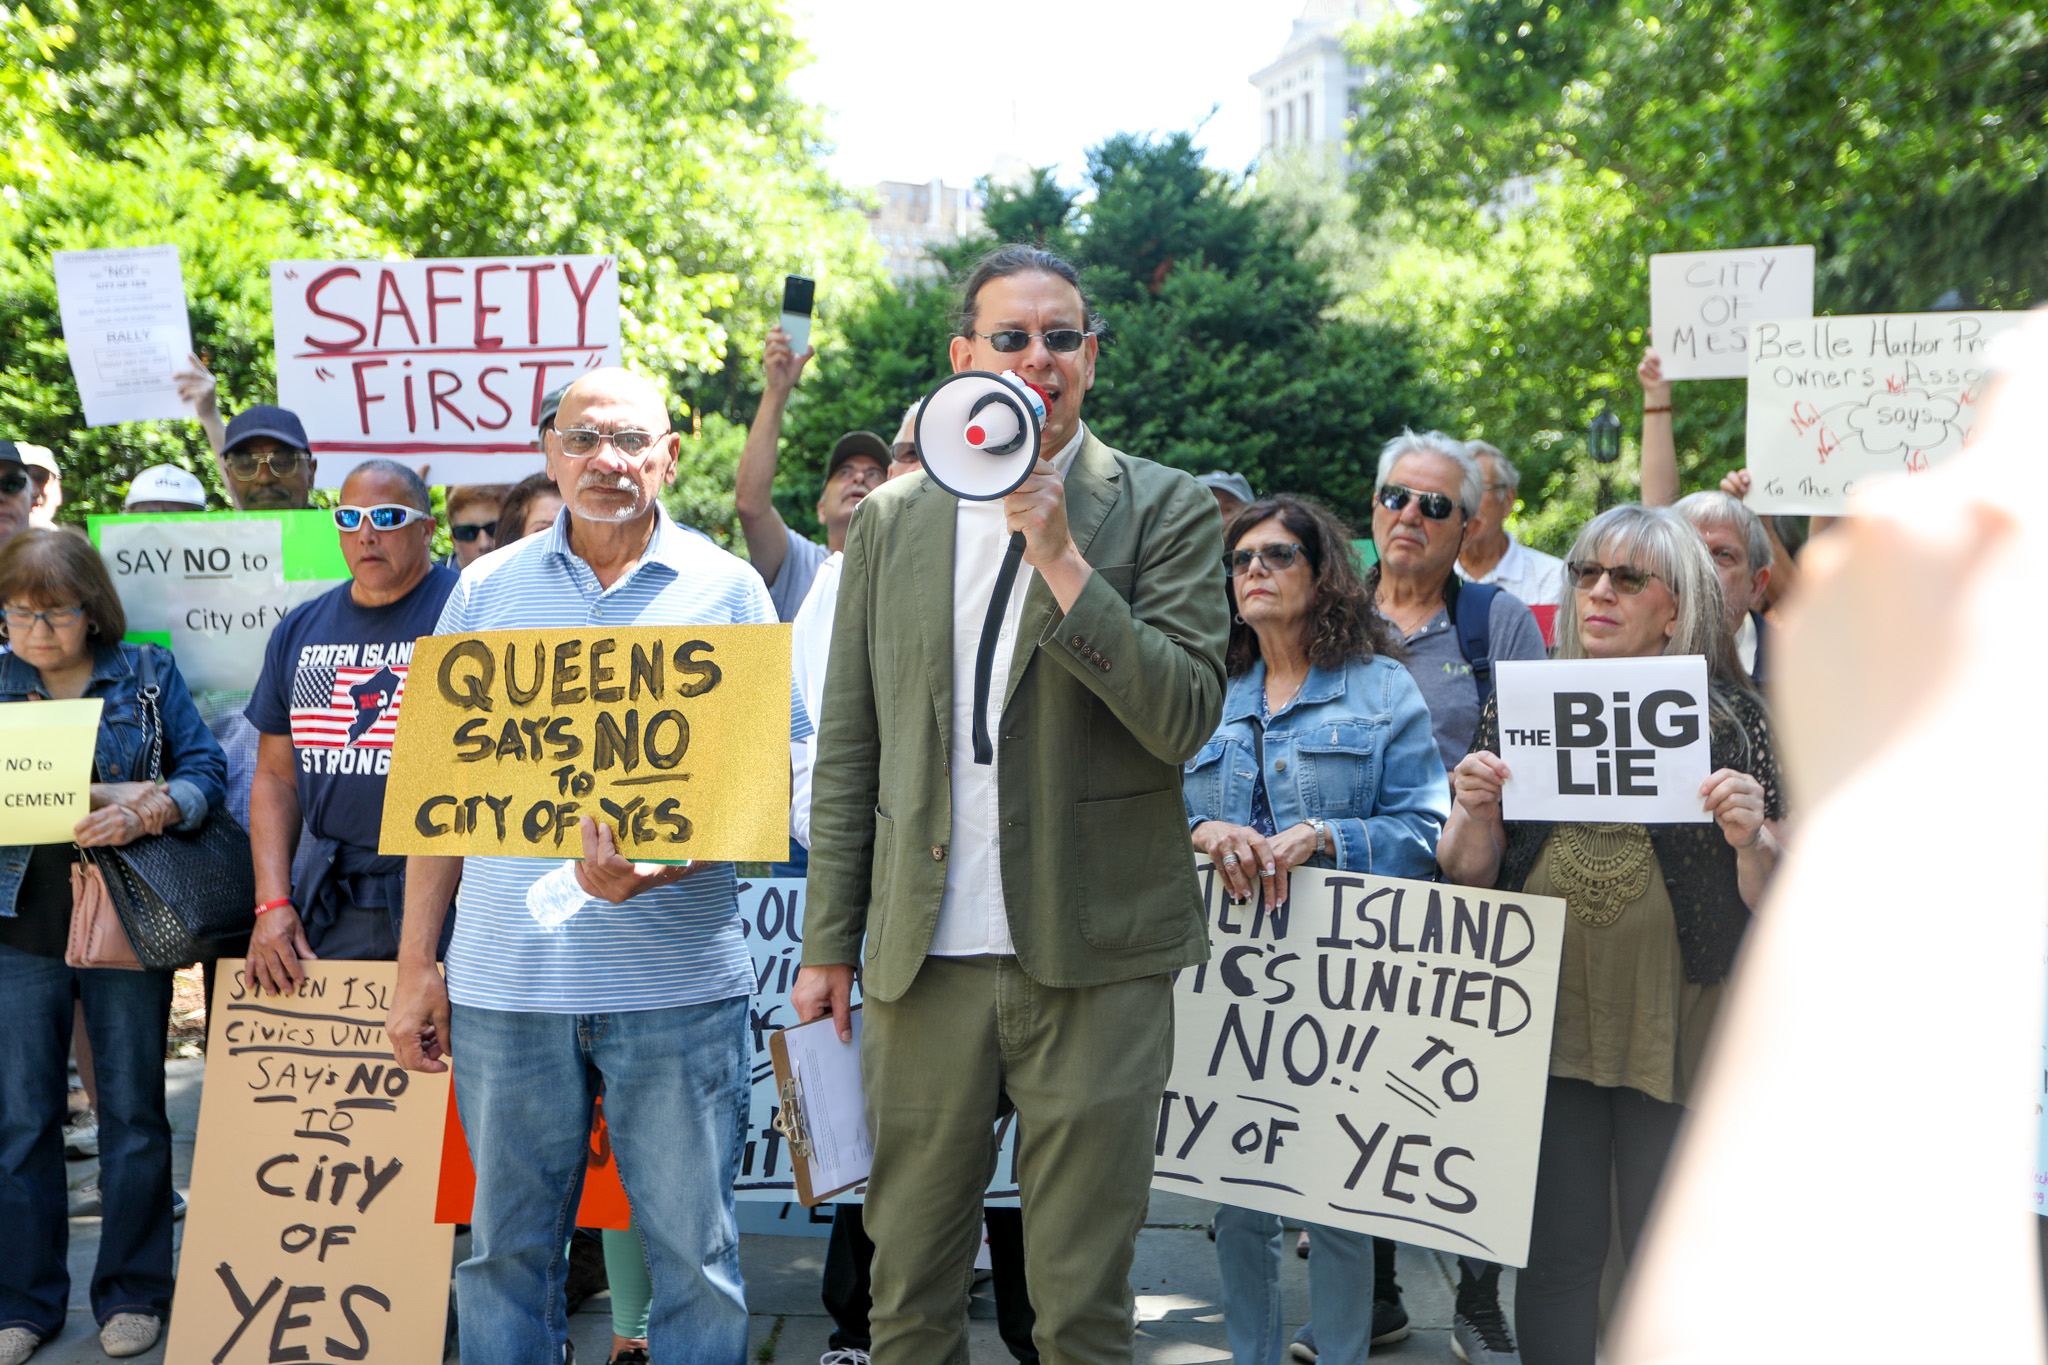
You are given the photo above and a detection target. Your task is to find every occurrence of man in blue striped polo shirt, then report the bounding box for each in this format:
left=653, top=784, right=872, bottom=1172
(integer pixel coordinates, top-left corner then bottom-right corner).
left=385, top=367, right=808, bottom=1365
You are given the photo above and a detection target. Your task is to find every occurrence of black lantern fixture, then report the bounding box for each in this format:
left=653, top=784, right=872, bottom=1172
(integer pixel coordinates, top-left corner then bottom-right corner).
left=1588, top=406, right=1622, bottom=465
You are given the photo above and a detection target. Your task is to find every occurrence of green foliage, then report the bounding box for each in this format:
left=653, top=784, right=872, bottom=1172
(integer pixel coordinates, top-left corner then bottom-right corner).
left=662, top=412, right=748, bottom=551
left=0, top=1, right=72, bottom=198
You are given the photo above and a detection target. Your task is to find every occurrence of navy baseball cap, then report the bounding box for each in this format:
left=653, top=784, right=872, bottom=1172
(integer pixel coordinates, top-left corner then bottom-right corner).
left=538, top=384, right=571, bottom=433
left=223, top=405, right=311, bottom=455
left=0, top=438, right=21, bottom=467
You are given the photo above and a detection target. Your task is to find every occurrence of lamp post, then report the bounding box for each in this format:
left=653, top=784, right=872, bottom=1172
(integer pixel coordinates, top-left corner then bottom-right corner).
left=1588, top=405, right=1622, bottom=512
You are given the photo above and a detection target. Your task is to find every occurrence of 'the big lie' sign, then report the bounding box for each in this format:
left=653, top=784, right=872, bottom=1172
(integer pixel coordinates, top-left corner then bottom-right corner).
left=270, top=255, right=622, bottom=487
left=1493, top=656, right=1715, bottom=824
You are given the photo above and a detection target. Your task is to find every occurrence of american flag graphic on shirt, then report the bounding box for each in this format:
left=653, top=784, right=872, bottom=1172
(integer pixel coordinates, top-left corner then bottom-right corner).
left=288, top=649, right=412, bottom=749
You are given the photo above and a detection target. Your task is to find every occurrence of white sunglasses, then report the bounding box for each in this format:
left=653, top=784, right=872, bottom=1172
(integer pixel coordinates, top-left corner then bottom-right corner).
left=334, top=504, right=432, bottom=532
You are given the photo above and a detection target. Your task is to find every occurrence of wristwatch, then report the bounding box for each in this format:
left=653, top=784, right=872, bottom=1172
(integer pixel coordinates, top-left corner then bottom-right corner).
left=1307, top=817, right=1329, bottom=856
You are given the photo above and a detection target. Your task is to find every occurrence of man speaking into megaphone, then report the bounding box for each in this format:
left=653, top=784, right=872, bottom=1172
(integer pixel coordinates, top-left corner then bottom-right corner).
left=795, top=244, right=1229, bottom=1365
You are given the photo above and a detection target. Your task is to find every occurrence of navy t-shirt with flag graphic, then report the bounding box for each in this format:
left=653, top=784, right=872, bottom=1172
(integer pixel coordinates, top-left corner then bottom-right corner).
left=246, top=566, right=458, bottom=849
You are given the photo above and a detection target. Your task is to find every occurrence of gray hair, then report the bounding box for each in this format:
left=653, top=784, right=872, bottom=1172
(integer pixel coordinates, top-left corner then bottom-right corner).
left=1467, top=440, right=1518, bottom=495
left=1673, top=490, right=1773, bottom=577
left=1556, top=506, right=1757, bottom=751
left=1375, top=429, right=1484, bottom=518
left=342, top=458, right=433, bottom=515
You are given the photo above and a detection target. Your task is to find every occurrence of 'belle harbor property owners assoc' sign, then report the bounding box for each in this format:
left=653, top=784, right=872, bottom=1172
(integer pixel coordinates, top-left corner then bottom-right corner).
left=377, top=624, right=794, bottom=864
left=1156, top=864, right=1565, bottom=1267
left=270, top=254, right=622, bottom=487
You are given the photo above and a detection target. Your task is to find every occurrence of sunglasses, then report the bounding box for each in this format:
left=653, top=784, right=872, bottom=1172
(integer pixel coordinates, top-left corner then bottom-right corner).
left=1376, top=484, right=1459, bottom=521
left=334, top=504, right=432, bottom=532
left=449, top=522, right=495, bottom=542
left=1223, top=542, right=1306, bottom=576
left=974, top=329, right=1089, bottom=354
left=1568, top=561, right=1663, bottom=595
left=0, top=471, right=29, bottom=496
left=555, top=428, right=665, bottom=458
left=223, top=450, right=304, bottom=478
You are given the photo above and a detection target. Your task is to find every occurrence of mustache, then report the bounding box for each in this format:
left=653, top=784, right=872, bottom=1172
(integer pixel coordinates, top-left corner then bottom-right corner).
left=577, top=471, right=638, bottom=495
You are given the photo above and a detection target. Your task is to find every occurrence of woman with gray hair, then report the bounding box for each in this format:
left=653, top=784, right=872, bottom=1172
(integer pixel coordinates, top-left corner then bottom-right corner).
left=1437, top=505, right=1783, bottom=1365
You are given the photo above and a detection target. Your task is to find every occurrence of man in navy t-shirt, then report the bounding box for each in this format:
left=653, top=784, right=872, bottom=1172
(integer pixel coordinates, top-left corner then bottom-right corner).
left=244, top=459, right=459, bottom=993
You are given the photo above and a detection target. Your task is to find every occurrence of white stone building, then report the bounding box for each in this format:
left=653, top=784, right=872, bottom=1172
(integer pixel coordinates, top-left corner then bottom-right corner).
left=864, top=178, right=984, bottom=282
left=1251, top=0, right=1390, bottom=158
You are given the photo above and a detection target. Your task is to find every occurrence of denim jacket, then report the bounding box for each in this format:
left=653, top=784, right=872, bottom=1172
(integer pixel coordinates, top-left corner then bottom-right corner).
left=1182, top=655, right=1449, bottom=880
left=0, top=641, right=228, bottom=919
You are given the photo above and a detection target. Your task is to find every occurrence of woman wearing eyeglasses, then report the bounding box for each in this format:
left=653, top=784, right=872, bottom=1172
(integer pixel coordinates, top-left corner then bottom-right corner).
left=1437, top=505, right=1782, bottom=1365
left=1182, top=495, right=1448, bottom=1365
left=0, top=529, right=228, bottom=1365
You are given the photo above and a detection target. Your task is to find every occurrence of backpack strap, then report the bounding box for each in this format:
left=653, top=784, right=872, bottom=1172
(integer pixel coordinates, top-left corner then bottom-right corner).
left=1444, top=579, right=1502, bottom=711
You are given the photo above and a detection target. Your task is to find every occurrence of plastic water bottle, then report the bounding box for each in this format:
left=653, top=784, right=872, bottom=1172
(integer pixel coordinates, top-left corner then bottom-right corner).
left=526, top=861, right=590, bottom=929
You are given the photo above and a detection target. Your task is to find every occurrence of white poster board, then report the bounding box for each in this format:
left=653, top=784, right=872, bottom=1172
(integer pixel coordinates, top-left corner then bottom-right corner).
left=734, top=879, right=1019, bottom=1204
left=1744, top=312, right=2020, bottom=515
left=1648, top=247, right=1814, bottom=381
left=1495, top=656, right=1714, bottom=824
left=52, top=244, right=195, bottom=427
left=270, top=255, right=622, bottom=487
left=1155, top=864, right=1565, bottom=1267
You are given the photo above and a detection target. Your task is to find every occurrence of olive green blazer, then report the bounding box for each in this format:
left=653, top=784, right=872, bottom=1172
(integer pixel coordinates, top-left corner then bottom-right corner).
left=802, top=429, right=1228, bottom=999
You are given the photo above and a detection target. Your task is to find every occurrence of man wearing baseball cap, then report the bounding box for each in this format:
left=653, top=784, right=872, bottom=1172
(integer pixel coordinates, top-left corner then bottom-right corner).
left=124, top=464, right=209, bottom=515
left=219, top=405, right=315, bottom=512
left=733, top=328, right=889, bottom=621
left=0, top=441, right=32, bottom=549
left=1195, top=469, right=1255, bottom=521
left=18, top=445, right=61, bottom=528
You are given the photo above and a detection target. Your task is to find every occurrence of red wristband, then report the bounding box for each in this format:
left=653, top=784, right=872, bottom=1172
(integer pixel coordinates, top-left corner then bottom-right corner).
left=256, top=898, right=293, bottom=916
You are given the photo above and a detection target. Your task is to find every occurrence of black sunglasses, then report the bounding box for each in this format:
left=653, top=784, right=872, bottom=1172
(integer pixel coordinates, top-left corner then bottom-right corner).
left=1376, top=483, right=1459, bottom=521
left=1223, top=543, right=1306, bottom=576
left=975, top=329, right=1089, bottom=354
left=0, top=471, right=26, bottom=496
left=450, top=522, right=494, bottom=542
left=1567, top=561, right=1663, bottom=595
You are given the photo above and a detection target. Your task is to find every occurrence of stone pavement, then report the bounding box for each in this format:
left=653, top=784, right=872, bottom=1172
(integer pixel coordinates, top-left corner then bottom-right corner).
left=39, top=1058, right=1500, bottom=1363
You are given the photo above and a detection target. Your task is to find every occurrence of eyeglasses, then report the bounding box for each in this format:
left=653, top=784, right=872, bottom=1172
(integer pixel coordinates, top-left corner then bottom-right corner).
left=1568, top=561, right=1663, bottom=596
left=334, top=504, right=432, bottom=532
left=223, top=450, right=304, bottom=478
left=974, top=329, right=1089, bottom=354
left=1376, top=484, right=1459, bottom=521
left=2, top=605, right=84, bottom=631
left=0, top=471, right=29, bottom=496
left=1223, top=543, right=1306, bottom=576
left=450, top=522, right=495, bottom=542
left=555, top=428, right=666, bottom=459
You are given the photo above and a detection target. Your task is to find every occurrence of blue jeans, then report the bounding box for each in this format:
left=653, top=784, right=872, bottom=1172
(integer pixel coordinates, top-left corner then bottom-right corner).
left=450, top=997, right=751, bottom=1365
left=1214, top=1205, right=1373, bottom=1365
left=0, top=944, right=175, bottom=1337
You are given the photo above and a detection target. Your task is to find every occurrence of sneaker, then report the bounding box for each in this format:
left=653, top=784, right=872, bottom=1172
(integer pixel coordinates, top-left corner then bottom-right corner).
left=64, top=1114, right=99, bottom=1160
left=68, top=1179, right=102, bottom=1218
left=99, top=1314, right=161, bottom=1358
left=1372, top=1295, right=1412, bottom=1346
left=564, top=1229, right=608, bottom=1315
left=820, top=1352, right=871, bottom=1365
left=609, top=1349, right=649, bottom=1364
left=1451, top=1304, right=1519, bottom=1364
left=172, top=1190, right=188, bottom=1221
left=0, top=1326, right=39, bottom=1365
left=1287, top=1325, right=1317, bottom=1362
left=1296, top=1229, right=1310, bottom=1259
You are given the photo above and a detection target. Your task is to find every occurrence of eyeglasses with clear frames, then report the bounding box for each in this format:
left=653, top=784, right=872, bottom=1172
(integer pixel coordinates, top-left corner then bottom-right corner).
left=554, top=428, right=667, bottom=459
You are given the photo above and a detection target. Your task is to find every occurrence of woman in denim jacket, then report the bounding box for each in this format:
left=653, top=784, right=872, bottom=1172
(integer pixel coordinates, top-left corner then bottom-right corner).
left=1184, top=496, right=1447, bottom=1365
left=0, top=530, right=226, bottom=1365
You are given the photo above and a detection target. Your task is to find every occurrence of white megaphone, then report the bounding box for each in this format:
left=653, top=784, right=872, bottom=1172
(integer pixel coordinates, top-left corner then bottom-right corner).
left=913, top=369, right=1047, bottom=501
left=912, top=370, right=1050, bottom=765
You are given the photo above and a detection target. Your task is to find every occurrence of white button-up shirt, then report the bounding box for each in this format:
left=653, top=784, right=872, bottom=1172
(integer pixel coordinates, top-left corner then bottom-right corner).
left=1461, top=531, right=1566, bottom=613
left=930, top=424, right=1085, bottom=956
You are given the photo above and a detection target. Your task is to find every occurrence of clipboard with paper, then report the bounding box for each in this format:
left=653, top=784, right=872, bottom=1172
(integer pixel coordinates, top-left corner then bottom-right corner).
left=768, top=1009, right=874, bottom=1206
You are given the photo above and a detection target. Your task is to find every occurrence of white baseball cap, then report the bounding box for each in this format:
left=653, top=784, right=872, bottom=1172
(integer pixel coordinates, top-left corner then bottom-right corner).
left=124, top=463, right=208, bottom=511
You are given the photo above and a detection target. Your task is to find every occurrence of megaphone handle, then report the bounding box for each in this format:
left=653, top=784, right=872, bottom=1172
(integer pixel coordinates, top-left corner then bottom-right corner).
left=972, top=531, right=1029, bottom=765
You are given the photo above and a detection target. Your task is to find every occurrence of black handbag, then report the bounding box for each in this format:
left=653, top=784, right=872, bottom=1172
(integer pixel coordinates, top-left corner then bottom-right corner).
left=84, top=646, right=256, bottom=969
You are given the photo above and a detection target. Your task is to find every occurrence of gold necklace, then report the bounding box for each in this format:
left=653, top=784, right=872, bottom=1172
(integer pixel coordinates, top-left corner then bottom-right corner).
left=1547, top=822, right=1654, bottom=928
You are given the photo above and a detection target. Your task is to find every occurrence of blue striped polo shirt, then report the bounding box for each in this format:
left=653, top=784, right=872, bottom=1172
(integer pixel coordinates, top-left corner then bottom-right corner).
left=433, top=506, right=809, bottom=1013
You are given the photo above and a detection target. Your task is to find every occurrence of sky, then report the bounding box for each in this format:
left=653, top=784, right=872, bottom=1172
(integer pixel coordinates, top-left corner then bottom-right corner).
left=785, top=0, right=1307, bottom=192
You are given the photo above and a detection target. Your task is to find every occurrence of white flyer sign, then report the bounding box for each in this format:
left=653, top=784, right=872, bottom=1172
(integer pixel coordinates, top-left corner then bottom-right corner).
left=52, top=244, right=195, bottom=427
left=1744, top=312, right=2019, bottom=515
left=1495, top=656, right=1714, bottom=824
left=1155, top=864, right=1565, bottom=1267
left=1648, top=246, right=1814, bottom=381
left=270, top=255, right=621, bottom=487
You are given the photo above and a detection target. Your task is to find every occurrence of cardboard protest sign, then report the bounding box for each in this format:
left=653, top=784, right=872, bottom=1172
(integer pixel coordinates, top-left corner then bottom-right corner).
left=52, top=245, right=195, bottom=427
left=166, top=962, right=452, bottom=1365
left=431, top=879, right=1021, bottom=1216
left=379, top=626, right=792, bottom=863
left=0, top=699, right=103, bottom=842
left=87, top=510, right=349, bottom=685
left=1494, top=657, right=1714, bottom=824
left=1156, top=863, right=1565, bottom=1266
left=270, top=255, right=621, bottom=486
left=1744, top=312, right=2021, bottom=515
left=1648, top=247, right=1814, bottom=381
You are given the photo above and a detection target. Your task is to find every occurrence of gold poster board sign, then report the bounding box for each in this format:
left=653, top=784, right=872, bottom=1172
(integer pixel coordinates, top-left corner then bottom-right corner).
left=378, top=625, right=791, bottom=862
